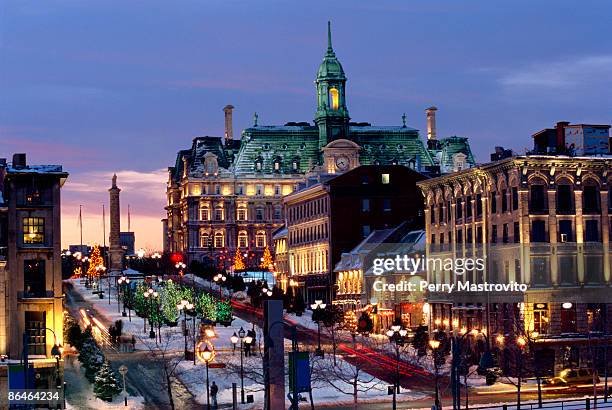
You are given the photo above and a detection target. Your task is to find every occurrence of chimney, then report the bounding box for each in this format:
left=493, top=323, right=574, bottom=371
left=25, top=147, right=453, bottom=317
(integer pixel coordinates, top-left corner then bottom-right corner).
left=223, top=105, right=235, bottom=145
left=12, top=153, right=26, bottom=169
left=556, top=121, right=569, bottom=152
left=426, top=106, right=438, bottom=141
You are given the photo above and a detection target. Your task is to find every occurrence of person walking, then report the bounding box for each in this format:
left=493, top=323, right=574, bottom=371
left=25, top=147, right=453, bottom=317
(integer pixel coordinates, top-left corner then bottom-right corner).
left=210, top=381, right=219, bottom=408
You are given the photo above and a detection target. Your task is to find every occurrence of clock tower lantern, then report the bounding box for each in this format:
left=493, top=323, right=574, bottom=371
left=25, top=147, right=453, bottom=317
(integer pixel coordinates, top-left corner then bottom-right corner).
left=315, top=21, right=350, bottom=152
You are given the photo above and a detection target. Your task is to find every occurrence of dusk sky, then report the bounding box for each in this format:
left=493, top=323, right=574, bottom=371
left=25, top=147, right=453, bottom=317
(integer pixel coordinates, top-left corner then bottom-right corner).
left=1, top=1, right=611, bottom=251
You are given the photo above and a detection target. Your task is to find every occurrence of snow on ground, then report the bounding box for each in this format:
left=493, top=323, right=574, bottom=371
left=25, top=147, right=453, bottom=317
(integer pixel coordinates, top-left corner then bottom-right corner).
left=64, top=354, right=144, bottom=410
left=70, top=278, right=430, bottom=408
left=68, top=278, right=260, bottom=352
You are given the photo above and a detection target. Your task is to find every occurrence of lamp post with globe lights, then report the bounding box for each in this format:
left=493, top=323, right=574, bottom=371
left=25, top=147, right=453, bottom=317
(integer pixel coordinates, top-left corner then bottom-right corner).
left=429, top=338, right=442, bottom=410
left=311, top=299, right=326, bottom=357
left=177, top=299, right=194, bottom=359
left=213, top=273, right=226, bottom=299
left=230, top=327, right=251, bottom=403
left=387, top=325, right=409, bottom=410
left=197, top=343, right=216, bottom=410
left=151, top=252, right=162, bottom=278
left=175, top=262, right=187, bottom=286
left=143, top=288, right=158, bottom=339
left=117, top=275, right=130, bottom=319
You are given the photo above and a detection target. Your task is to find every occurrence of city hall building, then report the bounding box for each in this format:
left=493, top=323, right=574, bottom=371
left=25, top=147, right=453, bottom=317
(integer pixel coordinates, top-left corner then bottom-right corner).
left=164, top=23, right=474, bottom=266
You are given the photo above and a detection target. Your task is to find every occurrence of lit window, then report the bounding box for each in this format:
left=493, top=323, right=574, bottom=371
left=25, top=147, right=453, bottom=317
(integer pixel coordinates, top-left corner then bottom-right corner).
left=329, top=88, right=339, bottom=110
left=23, top=217, right=44, bottom=244
left=381, top=174, right=390, bottom=184
left=256, top=231, right=266, bottom=248
left=199, top=205, right=210, bottom=221
left=214, top=231, right=224, bottom=248
left=274, top=160, right=281, bottom=172
left=255, top=161, right=262, bottom=171
left=214, top=207, right=224, bottom=221
left=292, top=160, right=299, bottom=172
left=200, top=231, right=210, bottom=247
left=238, top=231, right=248, bottom=248
left=237, top=207, right=247, bottom=221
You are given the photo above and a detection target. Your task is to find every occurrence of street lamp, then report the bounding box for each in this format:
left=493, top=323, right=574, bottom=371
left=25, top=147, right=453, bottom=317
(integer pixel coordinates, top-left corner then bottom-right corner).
left=151, top=251, right=162, bottom=278
left=143, top=288, right=158, bottom=339
left=234, top=327, right=248, bottom=404
left=310, top=300, right=326, bottom=357
left=200, top=344, right=215, bottom=410
left=429, top=338, right=442, bottom=410
left=117, top=276, right=130, bottom=319
left=387, top=325, right=409, bottom=410
left=177, top=299, right=194, bottom=360
left=136, top=248, right=145, bottom=259
left=213, top=273, right=227, bottom=299
left=175, top=262, right=187, bottom=286
left=119, top=364, right=128, bottom=406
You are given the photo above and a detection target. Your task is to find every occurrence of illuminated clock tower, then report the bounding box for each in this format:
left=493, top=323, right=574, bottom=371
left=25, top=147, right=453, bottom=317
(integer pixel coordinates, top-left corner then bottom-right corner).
left=314, top=21, right=350, bottom=151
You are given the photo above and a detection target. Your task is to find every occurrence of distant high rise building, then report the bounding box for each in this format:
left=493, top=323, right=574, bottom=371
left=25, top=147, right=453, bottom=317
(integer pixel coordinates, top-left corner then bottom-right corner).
left=120, top=232, right=135, bottom=256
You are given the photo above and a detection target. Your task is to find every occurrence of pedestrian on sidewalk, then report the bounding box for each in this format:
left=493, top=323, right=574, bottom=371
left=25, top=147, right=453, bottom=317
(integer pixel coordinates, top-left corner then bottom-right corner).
left=210, top=381, right=218, bottom=408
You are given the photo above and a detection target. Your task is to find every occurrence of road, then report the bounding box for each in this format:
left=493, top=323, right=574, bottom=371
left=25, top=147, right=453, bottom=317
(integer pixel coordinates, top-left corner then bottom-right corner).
left=64, top=283, right=199, bottom=409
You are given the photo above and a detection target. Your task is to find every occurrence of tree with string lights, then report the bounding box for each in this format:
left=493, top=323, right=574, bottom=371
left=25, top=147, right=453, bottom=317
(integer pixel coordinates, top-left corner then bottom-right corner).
left=259, top=245, right=273, bottom=270
left=233, top=249, right=246, bottom=271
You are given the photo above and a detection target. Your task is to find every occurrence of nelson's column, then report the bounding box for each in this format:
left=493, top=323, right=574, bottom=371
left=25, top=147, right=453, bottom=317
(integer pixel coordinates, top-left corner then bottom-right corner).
left=109, top=174, right=124, bottom=273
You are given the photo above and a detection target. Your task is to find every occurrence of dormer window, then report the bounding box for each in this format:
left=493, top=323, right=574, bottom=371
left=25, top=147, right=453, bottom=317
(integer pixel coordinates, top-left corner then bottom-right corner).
left=255, top=158, right=263, bottom=172
left=292, top=159, right=299, bottom=172
left=273, top=158, right=281, bottom=172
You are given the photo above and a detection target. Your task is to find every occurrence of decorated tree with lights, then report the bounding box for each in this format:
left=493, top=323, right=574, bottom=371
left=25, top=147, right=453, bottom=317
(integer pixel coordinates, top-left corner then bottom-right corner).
left=216, top=299, right=233, bottom=325
left=259, top=245, right=273, bottom=270
left=86, top=244, right=105, bottom=279
left=133, top=282, right=148, bottom=317
left=196, top=292, right=217, bottom=321
left=160, top=280, right=181, bottom=324
left=233, top=249, right=246, bottom=271
left=342, top=310, right=358, bottom=334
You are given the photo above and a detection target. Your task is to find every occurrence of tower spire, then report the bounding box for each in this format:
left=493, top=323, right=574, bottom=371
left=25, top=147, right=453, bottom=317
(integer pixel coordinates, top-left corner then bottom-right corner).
left=327, top=21, right=333, bottom=53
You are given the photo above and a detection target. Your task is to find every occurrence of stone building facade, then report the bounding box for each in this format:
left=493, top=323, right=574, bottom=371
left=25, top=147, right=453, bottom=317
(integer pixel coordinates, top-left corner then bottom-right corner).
left=0, top=154, right=67, bottom=403
left=417, top=150, right=611, bottom=375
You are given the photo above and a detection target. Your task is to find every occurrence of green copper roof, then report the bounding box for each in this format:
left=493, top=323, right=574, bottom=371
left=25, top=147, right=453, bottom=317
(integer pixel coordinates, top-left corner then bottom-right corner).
left=316, top=22, right=346, bottom=81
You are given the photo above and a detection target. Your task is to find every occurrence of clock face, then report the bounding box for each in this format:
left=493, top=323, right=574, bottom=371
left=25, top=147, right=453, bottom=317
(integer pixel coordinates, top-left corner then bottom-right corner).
left=335, top=156, right=350, bottom=171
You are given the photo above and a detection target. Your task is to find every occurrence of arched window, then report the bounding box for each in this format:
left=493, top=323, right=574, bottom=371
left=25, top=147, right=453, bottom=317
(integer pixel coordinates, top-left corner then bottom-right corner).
left=200, top=231, right=210, bottom=248
left=237, top=231, right=248, bottom=248
left=273, top=158, right=281, bottom=172
left=214, top=231, right=225, bottom=248
left=329, top=88, right=339, bottom=110
left=256, top=231, right=266, bottom=248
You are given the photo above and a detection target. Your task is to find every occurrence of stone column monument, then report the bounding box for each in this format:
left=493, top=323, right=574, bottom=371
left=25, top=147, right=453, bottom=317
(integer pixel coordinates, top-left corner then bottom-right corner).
left=108, top=174, right=124, bottom=274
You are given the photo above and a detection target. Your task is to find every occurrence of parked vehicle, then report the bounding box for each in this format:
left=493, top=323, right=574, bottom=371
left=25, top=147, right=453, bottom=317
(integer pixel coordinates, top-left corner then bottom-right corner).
left=545, top=368, right=600, bottom=386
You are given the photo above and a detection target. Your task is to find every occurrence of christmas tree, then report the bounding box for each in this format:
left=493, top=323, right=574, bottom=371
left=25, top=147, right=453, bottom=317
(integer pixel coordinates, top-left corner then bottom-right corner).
left=233, top=249, right=246, bottom=271
left=342, top=310, right=358, bottom=334
left=161, top=280, right=181, bottom=324
left=216, top=299, right=233, bottom=325
left=79, top=329, right=105, bottom=382
left=86, top=244, right=105, bottom=280
left=196, top=293, right=217, bottom=322
left=94, top=361, right=122, bottom=402
left=259, top=245, right=273, bottom=270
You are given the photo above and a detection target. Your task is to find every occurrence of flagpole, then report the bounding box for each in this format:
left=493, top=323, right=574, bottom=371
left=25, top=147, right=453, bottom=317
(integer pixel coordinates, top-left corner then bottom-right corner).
left=79, top=205, right=83, bottom=250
